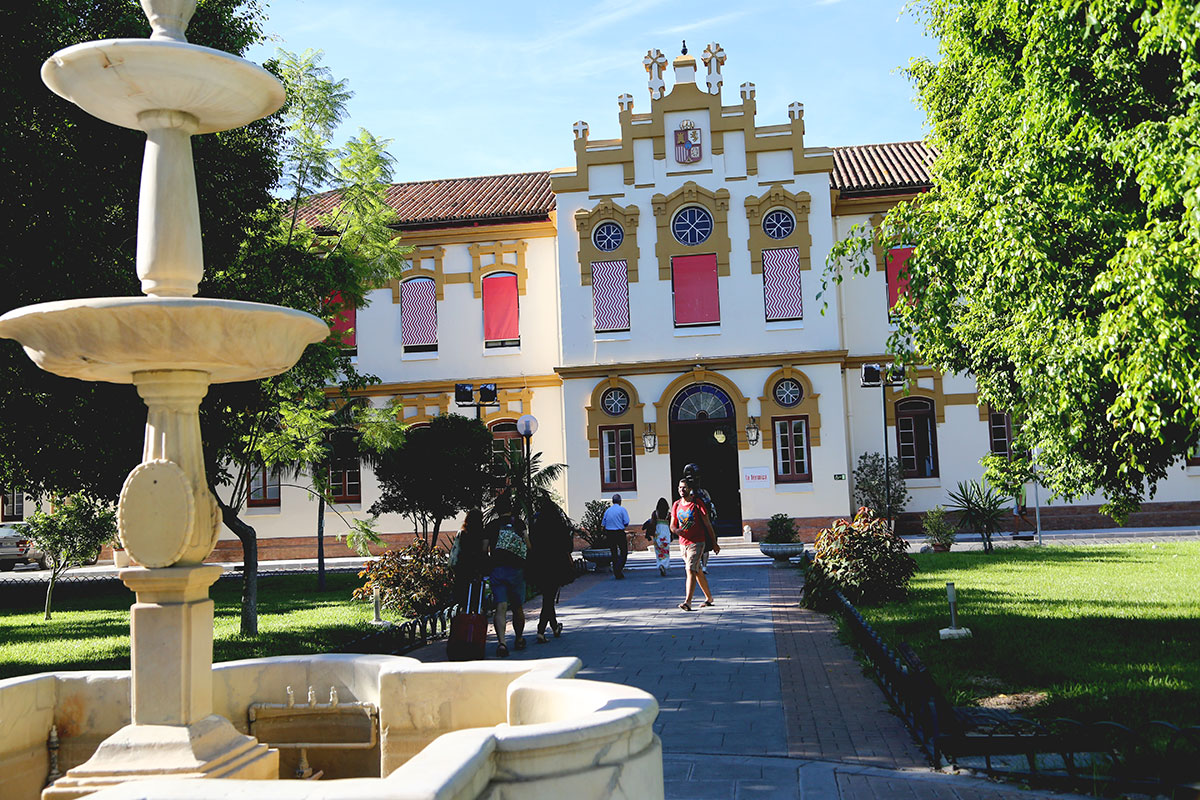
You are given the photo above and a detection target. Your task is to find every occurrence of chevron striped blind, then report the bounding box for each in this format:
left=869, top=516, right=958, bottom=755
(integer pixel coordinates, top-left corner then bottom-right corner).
left=401, top=277, right=438, bottom=347
left=763, top=247, right=803, bottom=321
left=592, top=260, right=630, bottom=332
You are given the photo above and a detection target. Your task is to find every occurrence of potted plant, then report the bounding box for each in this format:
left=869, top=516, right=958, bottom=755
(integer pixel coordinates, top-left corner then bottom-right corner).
left=577, top=499, right=612, bottom=571
left=106, top=535, right=131, bottom=568
left=921, top=505, right=955, bottom=552
left=759, top=513, right=806, bottom=565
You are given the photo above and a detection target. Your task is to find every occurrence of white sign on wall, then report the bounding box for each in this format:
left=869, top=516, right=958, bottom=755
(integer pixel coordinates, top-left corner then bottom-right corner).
left=742, top=467, right=771, bottom=488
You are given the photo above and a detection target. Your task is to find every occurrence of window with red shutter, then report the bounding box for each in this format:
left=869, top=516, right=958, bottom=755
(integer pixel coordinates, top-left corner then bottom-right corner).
left=327, top=290, right=357, bottom=355
left=482, top=272, right=519, bottom=347
left=886, top=247, right=913, bottom=312
left=672, top=254, right=720, bottom=327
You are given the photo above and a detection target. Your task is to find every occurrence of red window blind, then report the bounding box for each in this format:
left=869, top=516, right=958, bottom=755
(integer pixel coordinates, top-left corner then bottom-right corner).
left=672, top=254, right=720, bottom=326
left=325, top=291, right=357, bottom=348
left=482, top=273, right=519, bottom=342
left=886, top=247, right=913, bottom=310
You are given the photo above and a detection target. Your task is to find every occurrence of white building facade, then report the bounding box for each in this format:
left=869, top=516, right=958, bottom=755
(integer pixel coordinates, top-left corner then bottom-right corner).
left=208, top=45, right=1200, bottom=559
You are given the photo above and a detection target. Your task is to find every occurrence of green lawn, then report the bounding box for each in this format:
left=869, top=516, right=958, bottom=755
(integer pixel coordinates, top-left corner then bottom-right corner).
left=0, top=572, right=379, bottom=680
left=856, top=542, right=1200, bottom=729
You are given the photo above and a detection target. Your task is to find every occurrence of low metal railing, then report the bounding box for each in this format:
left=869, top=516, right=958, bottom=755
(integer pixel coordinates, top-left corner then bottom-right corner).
left=831, top=590, right=1200, bottom=797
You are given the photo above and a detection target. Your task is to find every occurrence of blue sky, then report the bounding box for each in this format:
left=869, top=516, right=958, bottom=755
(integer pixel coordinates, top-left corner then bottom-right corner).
left=246, top=0, right=936, bottom=183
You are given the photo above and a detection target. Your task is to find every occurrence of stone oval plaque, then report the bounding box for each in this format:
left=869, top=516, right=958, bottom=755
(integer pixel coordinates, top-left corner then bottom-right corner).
left=117, top=459, right=194, bottom=568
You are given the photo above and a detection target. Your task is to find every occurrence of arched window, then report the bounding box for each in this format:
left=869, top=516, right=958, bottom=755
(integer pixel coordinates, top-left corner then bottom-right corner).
left=490, top=421, right=522, bottom=467
left=670, top=383, right=734, bottom=422
left=896, top=398, right=938, bottom=478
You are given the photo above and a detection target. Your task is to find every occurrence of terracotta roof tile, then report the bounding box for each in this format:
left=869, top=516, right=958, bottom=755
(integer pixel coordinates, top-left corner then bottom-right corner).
left=299, top=171, right=554, bottom=231
left=831, top=141, right=936, bottom=197
left=296, top=143, right=934, bottom=230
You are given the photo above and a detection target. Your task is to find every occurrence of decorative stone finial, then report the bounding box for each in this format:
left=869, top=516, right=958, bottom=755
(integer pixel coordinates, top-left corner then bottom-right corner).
left=681, top=40, right=688, bottom=55
left=140, top=0, right=195, bottom=43
left=788, top=101, right=804, bottom=120
left=740, top=81, right=756, bottom=101
left=572, top=120, right=589, bottom=140
left=702, top=42, right=726, bottom=96
left=617, top=93, right=634, bottom=113
left=644, top=49, right=667, bottom=101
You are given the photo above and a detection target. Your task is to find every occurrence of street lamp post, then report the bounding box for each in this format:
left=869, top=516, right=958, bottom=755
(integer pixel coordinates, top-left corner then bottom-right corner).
left=860, top=363, right=905, bottom=530
left=516, top=414, right=538, bottom=524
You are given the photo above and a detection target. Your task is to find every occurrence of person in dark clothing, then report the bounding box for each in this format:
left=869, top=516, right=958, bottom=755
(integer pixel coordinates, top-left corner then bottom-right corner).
left=527, top=497, right=575, bottom=643
left=449, top=508, right=488, bottom=607
left=483, top=496, right=530, bottom=657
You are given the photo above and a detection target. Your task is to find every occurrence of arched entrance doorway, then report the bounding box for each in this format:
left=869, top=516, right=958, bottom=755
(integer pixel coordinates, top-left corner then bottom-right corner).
left=668, top=383, right=743, bottom=537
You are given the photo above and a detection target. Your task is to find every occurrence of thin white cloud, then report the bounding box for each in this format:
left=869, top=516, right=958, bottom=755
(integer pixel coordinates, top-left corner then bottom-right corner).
left=656, top=10, right=750, bottom=36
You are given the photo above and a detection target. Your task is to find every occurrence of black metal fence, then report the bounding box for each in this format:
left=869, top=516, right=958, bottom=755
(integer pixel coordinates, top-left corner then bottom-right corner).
left=833, top=590, right=1200, bottom=799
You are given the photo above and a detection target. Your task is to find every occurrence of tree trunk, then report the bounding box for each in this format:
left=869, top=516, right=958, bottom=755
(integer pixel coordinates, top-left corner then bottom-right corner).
left=218, top=498, right=258, bottom=637
left=44, top=564, right=59, bottom=621
left=430, top=518, right=442, bottom=551
left=316, top=495, right=326, bottom=592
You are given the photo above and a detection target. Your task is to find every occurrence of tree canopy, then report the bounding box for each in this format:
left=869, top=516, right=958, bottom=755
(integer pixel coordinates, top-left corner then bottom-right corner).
left=830, top=0, right=1200, bottom=519
left=371, top=414, right=494, bottom=548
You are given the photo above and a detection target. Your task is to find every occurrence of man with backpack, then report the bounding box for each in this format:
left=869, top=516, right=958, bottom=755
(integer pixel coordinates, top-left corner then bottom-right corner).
left=683, top=463, right=718, bottom=573
left=484, top=496, right=531, bottom=657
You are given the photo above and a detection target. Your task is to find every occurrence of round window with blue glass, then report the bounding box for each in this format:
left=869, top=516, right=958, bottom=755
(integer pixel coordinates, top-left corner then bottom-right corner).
left=671, top=206, right=714, bottom=246
left=762, top=208, right=796, bottom=240
left=592, top=221, right=624, bottom=252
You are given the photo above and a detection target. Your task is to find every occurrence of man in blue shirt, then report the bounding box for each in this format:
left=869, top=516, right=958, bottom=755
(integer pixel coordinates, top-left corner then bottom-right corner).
left=601, top=494, right=631, bottom=579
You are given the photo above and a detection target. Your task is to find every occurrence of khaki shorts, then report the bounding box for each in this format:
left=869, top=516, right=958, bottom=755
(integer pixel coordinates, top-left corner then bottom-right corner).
left=681, top=541, right=704, bottom=572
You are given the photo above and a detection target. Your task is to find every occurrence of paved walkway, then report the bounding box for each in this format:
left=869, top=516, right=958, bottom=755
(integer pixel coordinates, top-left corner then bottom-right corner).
left=410, top=547, right=1097, bottom=800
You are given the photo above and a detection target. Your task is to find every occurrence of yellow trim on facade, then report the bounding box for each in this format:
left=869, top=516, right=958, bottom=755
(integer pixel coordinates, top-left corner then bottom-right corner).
left=337, top=374, right=563, bottom=398
left=574, top=200, right=641, bottom=286
left=835, top=194, right=918, bottom=218
left=556, top=350, right=849, bottom=379
left=758, top=367, right=822, bottom=448
left=396, top=218, right=556, bottom=248
left=651, top=181, right=732, bottom=280
left=469, top=241, right=529, bottom=298
left=652, top=367, right=752, bottom=454
left=550, top=76, right=832, bottom=195
left=585, top=377, right=647, bottom=459
left=389, top=246, right=446, bottom=303
left=744, top=186, right=813, bottom=275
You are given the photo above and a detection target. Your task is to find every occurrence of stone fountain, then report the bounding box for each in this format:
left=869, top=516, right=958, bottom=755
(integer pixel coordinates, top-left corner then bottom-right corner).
left=0, top=0, right=324, bottom=795
left=0, top=3, right=664, bottom=798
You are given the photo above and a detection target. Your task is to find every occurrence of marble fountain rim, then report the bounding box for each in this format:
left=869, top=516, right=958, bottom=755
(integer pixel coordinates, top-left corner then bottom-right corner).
left=42, top=38, right=285, bottom=134
left=0, top=296, right=329, bottom=385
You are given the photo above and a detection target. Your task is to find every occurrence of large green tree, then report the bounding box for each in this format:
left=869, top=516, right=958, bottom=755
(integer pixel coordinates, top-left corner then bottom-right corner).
left=0, top=2, right=406, bottom=635
left=828, top=1, right=1200, bottom=519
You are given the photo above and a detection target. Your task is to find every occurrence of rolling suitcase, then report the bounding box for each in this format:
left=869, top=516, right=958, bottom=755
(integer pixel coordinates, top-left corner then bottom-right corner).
left=447, top=580, right=488, bottom=661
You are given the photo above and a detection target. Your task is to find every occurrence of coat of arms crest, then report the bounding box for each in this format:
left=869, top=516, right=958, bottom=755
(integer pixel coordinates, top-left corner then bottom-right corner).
left=674, top=119, right=702, bottom=164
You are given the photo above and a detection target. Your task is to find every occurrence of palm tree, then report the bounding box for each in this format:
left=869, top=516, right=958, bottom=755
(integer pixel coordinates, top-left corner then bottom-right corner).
left=490, top=449, right=566, bottom=525
left=946, top=479, right=1008, bottom=553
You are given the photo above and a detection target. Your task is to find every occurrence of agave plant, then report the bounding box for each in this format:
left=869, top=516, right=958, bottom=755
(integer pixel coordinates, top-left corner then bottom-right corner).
left=945, top=479, right=1007, bottom=552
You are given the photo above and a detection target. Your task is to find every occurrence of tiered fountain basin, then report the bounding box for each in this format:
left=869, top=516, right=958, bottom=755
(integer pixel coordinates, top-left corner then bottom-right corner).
left=0, top=654, right=663, bottom=800
left=0, top=298, right=329, bottom=384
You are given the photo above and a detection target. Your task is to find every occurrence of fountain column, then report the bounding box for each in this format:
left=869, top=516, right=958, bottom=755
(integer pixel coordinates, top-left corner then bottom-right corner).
left=0, top=0, right=332, bottom=796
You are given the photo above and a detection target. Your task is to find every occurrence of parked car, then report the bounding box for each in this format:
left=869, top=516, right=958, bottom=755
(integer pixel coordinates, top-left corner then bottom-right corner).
left=0, top=523, right=44, bottom=570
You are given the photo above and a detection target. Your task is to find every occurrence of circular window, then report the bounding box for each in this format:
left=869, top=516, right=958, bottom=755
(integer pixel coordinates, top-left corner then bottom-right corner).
left=592, top=221, right=624, bottom=252
left=773, top=378, right=803, bottom=407
left=601, top=387, right=631, bottom=416
left=671, top=206, right=714, bottom=246
left=762, top=208, right=796, bottom=240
